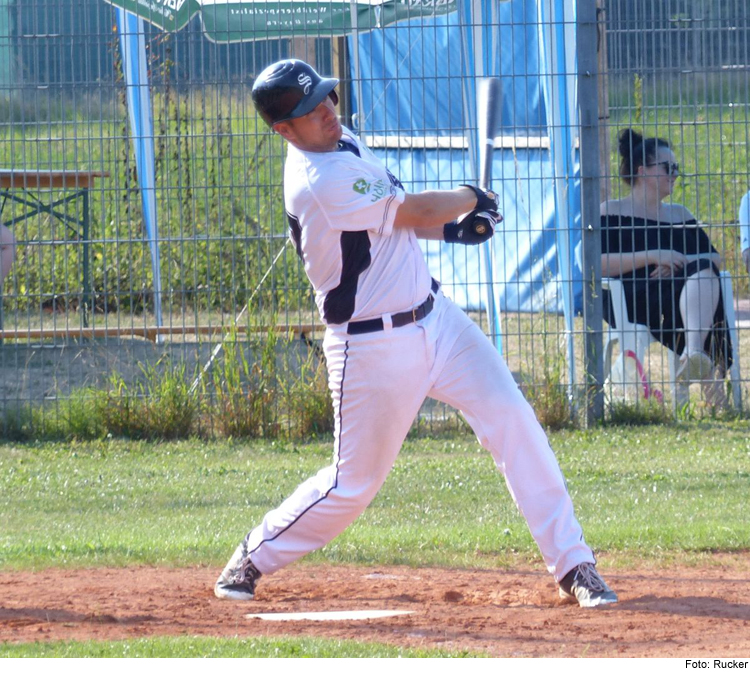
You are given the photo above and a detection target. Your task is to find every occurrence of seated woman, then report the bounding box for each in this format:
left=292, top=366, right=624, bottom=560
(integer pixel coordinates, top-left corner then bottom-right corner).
left=600, top=129, right=731, bottom=402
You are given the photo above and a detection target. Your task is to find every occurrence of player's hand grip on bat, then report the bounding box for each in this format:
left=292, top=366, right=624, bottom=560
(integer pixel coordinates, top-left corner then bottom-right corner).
left=443, top=209, right=502, bottom=245
left=460, top=184, right=499, bottom=213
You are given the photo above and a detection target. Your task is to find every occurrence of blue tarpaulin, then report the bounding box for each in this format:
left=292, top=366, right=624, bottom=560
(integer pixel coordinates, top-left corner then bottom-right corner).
left=349, top=0, right=583, bottom=316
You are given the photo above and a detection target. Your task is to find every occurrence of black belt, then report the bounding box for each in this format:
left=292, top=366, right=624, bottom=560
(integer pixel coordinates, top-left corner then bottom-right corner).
left=347, top=279, right=439, bottom=335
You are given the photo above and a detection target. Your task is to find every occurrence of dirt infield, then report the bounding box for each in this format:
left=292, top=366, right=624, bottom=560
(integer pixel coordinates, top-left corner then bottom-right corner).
left=2, top=558, right=750, bottom=657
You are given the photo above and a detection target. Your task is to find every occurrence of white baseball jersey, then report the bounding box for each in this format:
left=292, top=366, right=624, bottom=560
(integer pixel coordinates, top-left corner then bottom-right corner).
left=283, top=126, right=433, bottom=326
left=739, top=190, right=750, bottom=252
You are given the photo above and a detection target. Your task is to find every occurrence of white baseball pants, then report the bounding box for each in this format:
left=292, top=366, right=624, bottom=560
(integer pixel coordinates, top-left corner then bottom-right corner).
left=244, top=291, right=594, bottom=581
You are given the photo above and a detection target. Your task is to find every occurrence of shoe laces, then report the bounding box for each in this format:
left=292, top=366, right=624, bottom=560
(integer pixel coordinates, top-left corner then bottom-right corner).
left=232, top=555, right=258, bottom=584
left=574, top=562, right=607, bottom=592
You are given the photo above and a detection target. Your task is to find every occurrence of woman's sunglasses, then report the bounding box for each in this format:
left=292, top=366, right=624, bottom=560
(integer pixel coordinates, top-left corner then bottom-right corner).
left=646, top=161, right=680, bottom=176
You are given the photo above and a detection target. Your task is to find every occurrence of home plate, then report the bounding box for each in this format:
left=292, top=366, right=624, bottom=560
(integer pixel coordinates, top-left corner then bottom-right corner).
left=246, top=609, right=415, bottom=622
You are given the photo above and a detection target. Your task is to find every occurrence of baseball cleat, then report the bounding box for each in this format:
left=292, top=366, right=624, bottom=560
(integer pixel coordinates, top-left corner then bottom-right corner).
left=214, top=541, right=262, bottom=601
left=558, top=562, right=618, bottom=608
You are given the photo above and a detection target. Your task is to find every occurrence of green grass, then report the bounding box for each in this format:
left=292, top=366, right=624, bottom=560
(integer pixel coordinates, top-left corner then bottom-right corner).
left=1, top=422, right=749, bottom=572
left=0, top=634, right=482, bottom=658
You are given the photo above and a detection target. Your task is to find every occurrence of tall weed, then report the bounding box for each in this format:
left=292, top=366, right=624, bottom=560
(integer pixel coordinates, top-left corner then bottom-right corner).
left=211, top=329, right=279, bottom=439
left=93, top=361, right=200, bottom=440
left=520, top=336, right=572, bottom=431
left=282, top=337, right=333, bottom=439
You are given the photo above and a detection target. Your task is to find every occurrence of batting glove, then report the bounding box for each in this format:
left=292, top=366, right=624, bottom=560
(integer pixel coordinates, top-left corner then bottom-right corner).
left=444, top=209, right=502, bottom=245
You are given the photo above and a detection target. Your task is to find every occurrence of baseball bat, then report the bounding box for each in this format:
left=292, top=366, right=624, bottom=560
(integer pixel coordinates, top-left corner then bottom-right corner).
left=473, top=77, right=503, bottom=235
left=475, top=76, right=503, bottom=353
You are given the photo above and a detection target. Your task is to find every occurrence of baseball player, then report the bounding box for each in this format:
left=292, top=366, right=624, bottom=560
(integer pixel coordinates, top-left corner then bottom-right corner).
left=215, top=59, right=617, bottom=608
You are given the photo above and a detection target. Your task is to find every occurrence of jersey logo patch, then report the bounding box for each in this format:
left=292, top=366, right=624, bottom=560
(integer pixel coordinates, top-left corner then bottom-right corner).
left=367, top=179, right=388, bottom=203
left=353, top=178, right=390, bottom=203
left=353, top=179, right=370, bottom=194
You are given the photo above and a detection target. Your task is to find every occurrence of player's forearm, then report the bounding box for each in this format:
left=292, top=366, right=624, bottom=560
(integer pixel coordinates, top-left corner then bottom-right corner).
left=393, top=188, right=476, bottom=230
left=412, top=224, right=449, bottom=240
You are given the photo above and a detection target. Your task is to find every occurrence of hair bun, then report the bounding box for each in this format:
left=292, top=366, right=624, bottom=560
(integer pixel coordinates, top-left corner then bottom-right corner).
left=618, top=128, right=643, bottom=160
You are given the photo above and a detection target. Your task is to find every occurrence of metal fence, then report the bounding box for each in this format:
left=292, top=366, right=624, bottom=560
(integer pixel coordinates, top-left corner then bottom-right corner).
left=597, top=0, right=750, bottom=418
left=0, top=0, right=748, bottom=437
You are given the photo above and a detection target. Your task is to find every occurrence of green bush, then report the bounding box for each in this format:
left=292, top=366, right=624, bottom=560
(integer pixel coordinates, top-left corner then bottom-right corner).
left=211, top=332, right=278, bottom=439
left=520, top=336, right=573, bottom=431
left=606, top=398, right=672, bottom=426
left=92, top=363, right=200, bottom=440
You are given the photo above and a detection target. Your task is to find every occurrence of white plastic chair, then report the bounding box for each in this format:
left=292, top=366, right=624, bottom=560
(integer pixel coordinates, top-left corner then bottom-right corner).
left=603, top=271, right=742, bottom=412
left=602, top=277, right=682, bottom=410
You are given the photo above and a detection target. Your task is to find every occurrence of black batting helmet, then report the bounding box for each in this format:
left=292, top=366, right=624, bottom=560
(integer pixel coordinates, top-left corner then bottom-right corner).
left=252, top=59, right=339, bottom=127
